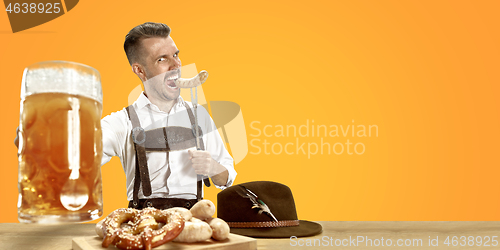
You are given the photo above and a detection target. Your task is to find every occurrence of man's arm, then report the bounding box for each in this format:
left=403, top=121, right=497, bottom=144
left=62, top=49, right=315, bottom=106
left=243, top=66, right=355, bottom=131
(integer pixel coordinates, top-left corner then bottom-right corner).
left=101, top=109, right=130, bottom=166
left=210, top=160, right=229, bottom=186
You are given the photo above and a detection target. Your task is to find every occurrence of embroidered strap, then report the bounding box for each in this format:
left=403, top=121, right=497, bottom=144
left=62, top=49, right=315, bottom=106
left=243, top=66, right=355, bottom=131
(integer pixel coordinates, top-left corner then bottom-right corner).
left=227, top=220, right=300, bottom=228
left=143, top=126, right=201, bottom=151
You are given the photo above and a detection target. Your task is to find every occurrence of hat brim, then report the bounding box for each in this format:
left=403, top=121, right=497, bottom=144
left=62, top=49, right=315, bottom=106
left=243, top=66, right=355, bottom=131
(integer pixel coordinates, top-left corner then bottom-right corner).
left=229, top=220, right=322, bottom=238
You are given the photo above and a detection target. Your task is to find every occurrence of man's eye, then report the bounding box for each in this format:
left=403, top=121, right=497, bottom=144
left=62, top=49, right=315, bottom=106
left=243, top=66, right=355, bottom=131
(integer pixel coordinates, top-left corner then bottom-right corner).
left=158, top=58, right=166, bottom=62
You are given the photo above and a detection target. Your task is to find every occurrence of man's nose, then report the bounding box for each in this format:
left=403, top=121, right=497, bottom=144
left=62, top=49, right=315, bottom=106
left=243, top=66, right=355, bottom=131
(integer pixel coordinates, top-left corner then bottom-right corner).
left=169, top=58, right=181, bottom=71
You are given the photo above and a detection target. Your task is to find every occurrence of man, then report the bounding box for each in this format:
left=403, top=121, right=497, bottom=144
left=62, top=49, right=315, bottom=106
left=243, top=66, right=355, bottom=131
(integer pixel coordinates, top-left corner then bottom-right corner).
left=101, top=22, right=236, bottom=209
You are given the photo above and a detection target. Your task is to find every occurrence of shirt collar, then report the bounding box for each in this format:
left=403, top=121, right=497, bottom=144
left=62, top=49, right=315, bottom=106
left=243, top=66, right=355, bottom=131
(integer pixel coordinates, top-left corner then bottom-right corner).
left=134, top=92, right=185, bottom=113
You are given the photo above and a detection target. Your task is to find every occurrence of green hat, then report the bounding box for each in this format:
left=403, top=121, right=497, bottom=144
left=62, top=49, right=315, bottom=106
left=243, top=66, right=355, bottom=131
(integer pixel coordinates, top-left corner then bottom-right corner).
left=217, top=181, right=322, bottom=238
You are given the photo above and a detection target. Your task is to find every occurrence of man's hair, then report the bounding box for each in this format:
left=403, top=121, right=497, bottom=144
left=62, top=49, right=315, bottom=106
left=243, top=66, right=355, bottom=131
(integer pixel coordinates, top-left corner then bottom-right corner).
left=124, top=22, right=171, bottom=65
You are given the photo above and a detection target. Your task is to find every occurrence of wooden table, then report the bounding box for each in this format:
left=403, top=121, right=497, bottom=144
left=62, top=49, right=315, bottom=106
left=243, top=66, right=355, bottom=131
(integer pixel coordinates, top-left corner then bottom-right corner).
left=1, top=222, right=500, bottom=249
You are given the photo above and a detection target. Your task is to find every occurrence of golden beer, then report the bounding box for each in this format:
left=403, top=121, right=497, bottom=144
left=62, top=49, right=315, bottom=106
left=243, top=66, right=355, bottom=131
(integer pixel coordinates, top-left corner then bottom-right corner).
left=18, top=62, right=103, bottom=223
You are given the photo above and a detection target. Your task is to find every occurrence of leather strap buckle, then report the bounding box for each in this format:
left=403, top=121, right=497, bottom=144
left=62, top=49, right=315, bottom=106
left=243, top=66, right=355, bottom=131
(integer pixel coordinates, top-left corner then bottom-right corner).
left=191, top=124, right=203, bottom=139
left=132, top=127, right=146, bottom=145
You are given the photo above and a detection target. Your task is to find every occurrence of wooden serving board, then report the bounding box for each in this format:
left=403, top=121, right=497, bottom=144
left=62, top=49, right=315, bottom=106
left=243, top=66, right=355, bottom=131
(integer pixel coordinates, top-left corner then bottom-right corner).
left=72, top=233, right=257, bottom=250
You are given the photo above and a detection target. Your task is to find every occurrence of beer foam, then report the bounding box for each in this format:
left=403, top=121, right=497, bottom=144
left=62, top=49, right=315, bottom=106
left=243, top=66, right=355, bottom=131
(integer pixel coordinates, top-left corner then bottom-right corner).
left=22, top=65, right=102, bottom=103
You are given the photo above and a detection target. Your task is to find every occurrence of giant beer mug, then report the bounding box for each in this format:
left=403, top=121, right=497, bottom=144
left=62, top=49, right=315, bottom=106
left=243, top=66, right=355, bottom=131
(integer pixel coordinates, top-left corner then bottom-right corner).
left=18, top=61, right=103, bottom=223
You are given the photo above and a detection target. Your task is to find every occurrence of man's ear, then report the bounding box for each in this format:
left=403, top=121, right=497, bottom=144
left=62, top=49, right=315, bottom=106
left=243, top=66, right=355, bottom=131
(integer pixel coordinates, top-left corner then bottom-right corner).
left=132, top=63, right=147, bottom=82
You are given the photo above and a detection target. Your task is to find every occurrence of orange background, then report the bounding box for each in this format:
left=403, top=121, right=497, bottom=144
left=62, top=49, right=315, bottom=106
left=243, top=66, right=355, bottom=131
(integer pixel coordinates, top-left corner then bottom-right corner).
left=1, top=0, right=499, bottom=223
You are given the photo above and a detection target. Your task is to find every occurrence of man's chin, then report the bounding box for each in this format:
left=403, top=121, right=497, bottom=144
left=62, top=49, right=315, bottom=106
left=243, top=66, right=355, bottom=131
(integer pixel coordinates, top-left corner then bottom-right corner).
left=165, top=90, right=181, bottom=101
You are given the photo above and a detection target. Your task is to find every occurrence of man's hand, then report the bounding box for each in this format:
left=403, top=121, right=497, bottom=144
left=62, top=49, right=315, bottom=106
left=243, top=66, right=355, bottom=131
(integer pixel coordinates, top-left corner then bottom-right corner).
left=189, top=150, right=214, bottom=176
left=188, top=149, right=229, bottom=186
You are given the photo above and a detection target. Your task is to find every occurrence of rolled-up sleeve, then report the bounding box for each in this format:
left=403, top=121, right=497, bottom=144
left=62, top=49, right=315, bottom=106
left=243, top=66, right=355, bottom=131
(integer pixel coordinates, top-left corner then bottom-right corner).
left=100, top=110, right=129, bottom=166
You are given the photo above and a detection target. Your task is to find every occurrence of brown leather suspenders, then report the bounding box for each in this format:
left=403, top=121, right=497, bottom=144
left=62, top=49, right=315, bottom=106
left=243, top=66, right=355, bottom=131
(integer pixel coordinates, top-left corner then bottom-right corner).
left=181, top=102, right=207, bottom=201
left=126, top=105, right=152, bottom=207
left=126, top=101, right=207, bottom=206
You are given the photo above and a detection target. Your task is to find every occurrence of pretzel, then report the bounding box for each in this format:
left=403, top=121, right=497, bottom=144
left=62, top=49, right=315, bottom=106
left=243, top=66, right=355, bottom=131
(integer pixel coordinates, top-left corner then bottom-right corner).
left=101, top=208, right=138, bottom=248
left=174, top=70, right=208, bottom=88
left=101, top=208, right=185, bottom=250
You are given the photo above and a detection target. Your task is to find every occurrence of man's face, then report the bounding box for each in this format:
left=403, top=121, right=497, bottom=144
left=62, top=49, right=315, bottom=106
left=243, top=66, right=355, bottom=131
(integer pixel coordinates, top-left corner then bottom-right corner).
left=136, top=36, right=181, bottom=102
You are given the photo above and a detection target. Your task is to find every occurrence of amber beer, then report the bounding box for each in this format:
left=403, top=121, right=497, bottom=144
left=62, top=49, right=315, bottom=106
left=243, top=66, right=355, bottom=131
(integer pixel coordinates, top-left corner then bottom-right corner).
left=18, top=61, right=103, bottom=223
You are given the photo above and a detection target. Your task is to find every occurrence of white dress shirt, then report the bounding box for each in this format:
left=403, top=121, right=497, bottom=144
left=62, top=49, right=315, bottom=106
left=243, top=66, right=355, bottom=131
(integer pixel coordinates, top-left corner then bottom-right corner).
left=101, top=93, right=236, bottom=200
